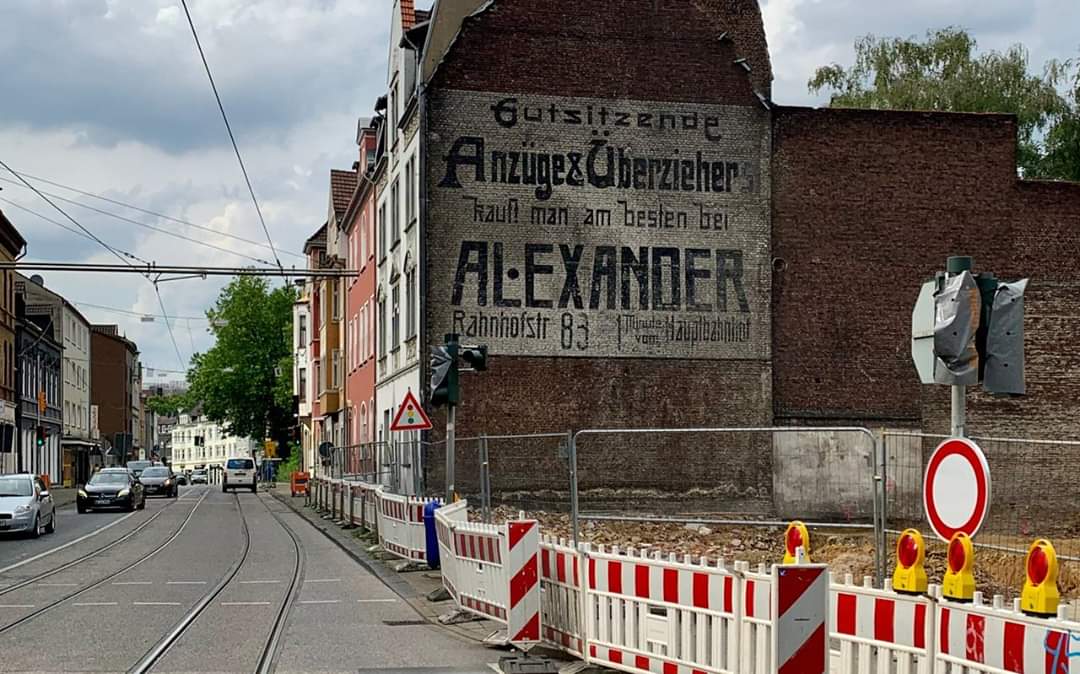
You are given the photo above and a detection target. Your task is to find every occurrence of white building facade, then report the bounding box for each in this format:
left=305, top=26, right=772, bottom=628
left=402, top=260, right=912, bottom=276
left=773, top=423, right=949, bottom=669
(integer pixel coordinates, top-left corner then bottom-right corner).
left=170, top=413, right=258, bottom=475
left=375, top=0, right=425, bottom=493
left=292, top=297, right=313, bottom=471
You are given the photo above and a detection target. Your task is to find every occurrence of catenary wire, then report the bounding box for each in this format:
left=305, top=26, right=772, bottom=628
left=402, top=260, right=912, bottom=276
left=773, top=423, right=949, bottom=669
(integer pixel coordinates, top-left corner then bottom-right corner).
left=155, top=284, right=187, bottom=370
left=178, top=0, right=285, bottom=275
left=0, top=178, right=275, bottom=266
left=0, top=171, right=303, bottom=259
left=0, top=197, right=150, bottom=264
left=70, top=299, right=209, bottom=322
left=1, top=159, right=189, bottom=370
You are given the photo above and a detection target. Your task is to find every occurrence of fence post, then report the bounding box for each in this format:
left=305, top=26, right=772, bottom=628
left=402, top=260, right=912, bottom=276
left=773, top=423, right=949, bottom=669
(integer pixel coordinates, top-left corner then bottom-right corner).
left=480, top=434, right=490, bottom=524
left=876, top=429, right=887, bottom=588
left=569, top=430, right=580, bottom=550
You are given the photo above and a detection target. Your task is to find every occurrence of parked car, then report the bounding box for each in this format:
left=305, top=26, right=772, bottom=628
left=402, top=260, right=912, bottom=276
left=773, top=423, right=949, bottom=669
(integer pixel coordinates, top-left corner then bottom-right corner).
left=78, top=468, right=145, bottom=513
left=139, top=466, right=178, bottom=498
left=223, top=457, right=256, bottom=493
left=0, top=474, right=56, bottom=537
left=125, top=460, right=153, bottom=479
left=175, top=473, right=189, bottom=486
left=190, top=469, right=208, bottom=485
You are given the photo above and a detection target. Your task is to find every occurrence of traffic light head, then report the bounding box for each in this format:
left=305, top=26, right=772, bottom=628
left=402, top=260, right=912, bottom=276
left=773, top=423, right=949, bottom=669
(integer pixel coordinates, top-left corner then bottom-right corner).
left=460, top=344, right=488, bottom=372
left=35, top=426, right=46, bottom=447
left=429, top=344, right=458, bottom=408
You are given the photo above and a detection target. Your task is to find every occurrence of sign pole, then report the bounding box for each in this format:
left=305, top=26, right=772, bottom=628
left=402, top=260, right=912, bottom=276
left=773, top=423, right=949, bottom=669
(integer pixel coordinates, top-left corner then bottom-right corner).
left=946, top=256, right=972, bottom=438
left=446, top=403, right=455, bottom=500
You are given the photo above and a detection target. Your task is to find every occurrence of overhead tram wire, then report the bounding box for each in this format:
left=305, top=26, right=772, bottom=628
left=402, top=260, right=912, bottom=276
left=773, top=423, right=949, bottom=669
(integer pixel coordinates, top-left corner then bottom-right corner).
left=0, top=178, right=275, bottom=266
left=179, top=0, right=285, bottom=276
left=0, top=197, right=151, bottom=265
left=70, top=299, right=209, bottom=321
left=0, top=173, right=304, bottom=260
left=2, top=261, right=354, bottom=278
left=0, top=159, right=190, bottom=370
left=155, top=284, right=186, bottom=371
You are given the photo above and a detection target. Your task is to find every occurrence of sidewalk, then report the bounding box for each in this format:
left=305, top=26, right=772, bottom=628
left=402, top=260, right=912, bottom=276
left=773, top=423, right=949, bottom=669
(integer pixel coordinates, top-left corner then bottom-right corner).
left=269, top=487, right=505, bottom=645
left=50, top=487, right=77, bottom=509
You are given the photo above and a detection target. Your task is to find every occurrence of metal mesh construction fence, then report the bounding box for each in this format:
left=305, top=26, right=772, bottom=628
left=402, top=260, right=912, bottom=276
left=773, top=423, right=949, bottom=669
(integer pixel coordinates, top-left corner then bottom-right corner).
left=884, top=431, right=1080, bottom=600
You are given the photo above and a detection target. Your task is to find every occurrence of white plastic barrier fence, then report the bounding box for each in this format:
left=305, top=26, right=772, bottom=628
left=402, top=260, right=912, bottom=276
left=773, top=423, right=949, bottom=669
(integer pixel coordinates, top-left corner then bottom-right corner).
left=932, top=589, right=1080, bottom=673
left=539, top=536, right=585, bottom=658
left=831, top=575, right=935, bottom=674
left=582, top=544, right=743, bottom=674
left=376, top=490, right=438, bottom=563
left=740, top=561, right=774, bottom=674
left=434, top=503, right=541, bottom=649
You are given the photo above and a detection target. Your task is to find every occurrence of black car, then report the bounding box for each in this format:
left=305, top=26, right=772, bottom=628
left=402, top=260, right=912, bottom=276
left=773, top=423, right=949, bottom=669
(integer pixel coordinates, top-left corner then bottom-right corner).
left=139, top=466, right=179, bottom=498
left=77, top=469, right=146, bottom=513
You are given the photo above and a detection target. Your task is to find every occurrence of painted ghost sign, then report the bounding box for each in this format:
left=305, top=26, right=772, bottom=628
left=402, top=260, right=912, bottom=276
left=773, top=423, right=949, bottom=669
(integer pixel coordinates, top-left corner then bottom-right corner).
left=427, top=90, right=771, bottom=359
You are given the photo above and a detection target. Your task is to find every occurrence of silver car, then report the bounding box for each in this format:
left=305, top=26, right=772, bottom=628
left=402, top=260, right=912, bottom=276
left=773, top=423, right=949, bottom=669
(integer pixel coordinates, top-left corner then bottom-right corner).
left=0, top=474, right=56, bottom=537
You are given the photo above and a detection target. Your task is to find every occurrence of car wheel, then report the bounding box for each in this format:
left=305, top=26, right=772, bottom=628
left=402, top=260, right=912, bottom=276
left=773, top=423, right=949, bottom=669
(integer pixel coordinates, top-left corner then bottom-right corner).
left=250, top=484, right=257, bottom=493
left=30, top=515, right=41, bottom=539
left=127, top=499, right=136, bottom=512
left=45, top=512, right=56, bottom=534
left=138, top=497, right=146, bottom=510
left=77, top=504, right=87, bottom=514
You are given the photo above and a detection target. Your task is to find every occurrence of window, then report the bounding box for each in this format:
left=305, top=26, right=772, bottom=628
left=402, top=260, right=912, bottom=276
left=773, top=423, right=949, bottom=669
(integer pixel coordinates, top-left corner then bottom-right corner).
left=365, top=148, right=376, bottom=169
left=389, top=83, right=399, bottom=144
left=368, top=301, right=374, bottom=359
left=360, top=211, right=367, bottom=262
left=391, top=280, right=400, bottom=351
left=406, top=267, right=416, bottom=339
left=359, top=306, right=366, bottom=364
left=346, top=319, right=353, bottom=371
left=378, top=297, right=387, bottom=359
left=332, top=349, right=341, bottom=388
left=315, top=359, right=323, bottom=395
left=405, top=157, right=416, bottom=227
left=298, top=313, right=307, bottom=346
left=332, top=282, right=341, bottom=321
left=299, top=367, right=307, bottom=403
left=391, top=179, right=400, bottom=248
left=378, top=203, right=387, bottom=260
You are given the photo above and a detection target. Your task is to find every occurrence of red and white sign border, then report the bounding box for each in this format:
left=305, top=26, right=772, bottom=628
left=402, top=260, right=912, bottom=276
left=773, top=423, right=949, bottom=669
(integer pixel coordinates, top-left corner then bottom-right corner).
left=390, top=388, right=433, bottom=432
left=923, top=437, right=991, bottom=542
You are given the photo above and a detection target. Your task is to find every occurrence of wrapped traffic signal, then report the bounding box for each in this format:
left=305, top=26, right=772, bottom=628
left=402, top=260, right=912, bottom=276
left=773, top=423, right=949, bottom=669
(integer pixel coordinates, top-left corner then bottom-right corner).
left=783, top=521, right=810, bottom=564
left=460, top=344, right=488, bottom=371
left=942, top=532, right=976, bottom=602
left=1020, top=539, right=1059, bottom=617
left=429, top=340, right=459, bottom=408
left=892, top=529, right=928, bottom=594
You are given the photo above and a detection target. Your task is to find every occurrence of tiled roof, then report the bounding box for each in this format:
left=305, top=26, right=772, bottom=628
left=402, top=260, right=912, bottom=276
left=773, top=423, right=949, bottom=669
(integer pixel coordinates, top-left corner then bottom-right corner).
left=303, top=223, right=327, bottom=253
left=329, top=169, right=357, bottom=221
left=401, top=0, right=416, bottom=29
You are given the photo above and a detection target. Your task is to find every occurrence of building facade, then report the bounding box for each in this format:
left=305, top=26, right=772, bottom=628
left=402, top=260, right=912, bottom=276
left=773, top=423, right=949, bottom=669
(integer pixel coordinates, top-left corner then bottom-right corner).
left=171, top=412, right=258, bottom=477
left=292, top=290, right=312, bottom=469
left=404, top=0, right=1080, bottom=511
left=374, top=0, right=427, bottom=491
left=14, top=295, right=62, bottom=482
left=0, top=209, right=26, bottom=468
left=302, top=225, right=326, bottom=472
left=90, top=325, right=140, bottom=466
left=344, top=118, right=380, bottom=473
left=18, top=274, right=95, bottom=485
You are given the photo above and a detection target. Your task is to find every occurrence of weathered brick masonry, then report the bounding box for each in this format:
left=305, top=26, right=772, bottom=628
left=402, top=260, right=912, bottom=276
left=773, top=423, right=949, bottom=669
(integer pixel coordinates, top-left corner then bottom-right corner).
left=420, top=0, right=1080, bottom=511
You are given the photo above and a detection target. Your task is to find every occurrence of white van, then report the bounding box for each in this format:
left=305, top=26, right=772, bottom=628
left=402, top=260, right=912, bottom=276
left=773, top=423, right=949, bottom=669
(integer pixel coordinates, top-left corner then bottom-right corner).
left=222, top=457, right=257, bottom=493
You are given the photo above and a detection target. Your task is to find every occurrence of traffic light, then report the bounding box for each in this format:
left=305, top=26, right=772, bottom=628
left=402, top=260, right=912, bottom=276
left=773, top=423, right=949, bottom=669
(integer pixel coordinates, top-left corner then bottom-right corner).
left=933, top=270, right=980, bottom=386
left=430, top=339, right=459, bottom=408
left=35, top=425, right=46, bottom=447
left=460, top=344, right=488, bottom=371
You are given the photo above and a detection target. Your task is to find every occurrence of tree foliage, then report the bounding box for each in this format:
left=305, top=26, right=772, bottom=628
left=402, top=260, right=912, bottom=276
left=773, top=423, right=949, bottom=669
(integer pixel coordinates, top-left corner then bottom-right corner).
left=809, top=27, right=1079, bottom=180
left=145, top=393, right=191, bottom=417
left=185, top=277, right=295, bottom=443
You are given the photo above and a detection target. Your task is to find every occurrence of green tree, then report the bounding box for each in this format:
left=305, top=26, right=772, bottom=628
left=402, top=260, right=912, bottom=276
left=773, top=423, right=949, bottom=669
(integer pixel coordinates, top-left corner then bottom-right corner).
left=145, top=392, right=191, bottom=417
left=809, top=27, right=1078, bottom=180
left=186, top=276, right=295, bottom=449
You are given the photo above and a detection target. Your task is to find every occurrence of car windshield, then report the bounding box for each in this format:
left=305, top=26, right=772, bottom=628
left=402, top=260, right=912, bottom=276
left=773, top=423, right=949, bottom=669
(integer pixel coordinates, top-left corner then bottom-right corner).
left=89, top=473, right=129, bottom=486
left=127, top=462, right=151, bottom=472
left=142, top=467, right=170, bottom=477
left=0, top=477, right=32, bottom=497
left=227, top=459, right=254, bottom=470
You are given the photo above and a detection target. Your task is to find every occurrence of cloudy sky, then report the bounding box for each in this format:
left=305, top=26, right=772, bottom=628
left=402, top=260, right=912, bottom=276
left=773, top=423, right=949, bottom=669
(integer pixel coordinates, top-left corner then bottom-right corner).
left=2, top=0, right=1077, bottom=380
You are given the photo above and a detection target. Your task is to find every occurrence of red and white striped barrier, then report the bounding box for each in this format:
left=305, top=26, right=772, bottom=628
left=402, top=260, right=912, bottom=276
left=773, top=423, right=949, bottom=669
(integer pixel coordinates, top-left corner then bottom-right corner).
left=584, top=544, right=742, bottom=674
left=831, top=575, right=934, bottom=674
left=934, top=589, right=1080, bottom=673
left=540, top=536, right=585, bottom=657
left=773, top=563, right=828, bottom=674
left=376, top=490, right=438, bottom=563
left=740, top=562, right=774, bottom=674
left=507, top=520, right=541, bottom=650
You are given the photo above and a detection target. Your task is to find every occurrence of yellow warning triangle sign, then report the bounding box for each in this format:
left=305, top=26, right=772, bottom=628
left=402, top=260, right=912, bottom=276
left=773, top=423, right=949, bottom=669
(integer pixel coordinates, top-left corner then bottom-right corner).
left=390, top=389, right=433, bottom=431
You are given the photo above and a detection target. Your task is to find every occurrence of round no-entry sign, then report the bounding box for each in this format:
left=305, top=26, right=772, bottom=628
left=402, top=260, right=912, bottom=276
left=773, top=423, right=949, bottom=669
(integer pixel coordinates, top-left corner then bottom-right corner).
left=923, top=437, right=991, bottom=542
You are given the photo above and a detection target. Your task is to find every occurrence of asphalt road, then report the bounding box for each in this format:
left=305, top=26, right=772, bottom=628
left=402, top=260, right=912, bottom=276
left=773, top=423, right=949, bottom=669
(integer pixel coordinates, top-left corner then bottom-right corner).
left=0, top=485, right=497, bottom=673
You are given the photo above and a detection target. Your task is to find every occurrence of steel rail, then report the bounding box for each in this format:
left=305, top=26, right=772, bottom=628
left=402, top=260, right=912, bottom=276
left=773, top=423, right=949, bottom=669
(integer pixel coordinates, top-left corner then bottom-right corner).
left=0, top=499, right=181, bottom=598
left=127, top=493, right=251, bottom=674
left=254, top=498, right=305, bottom=674
left=126, top=493, right=305, bottom=674
left=0, top=488, right=210, bottom=636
